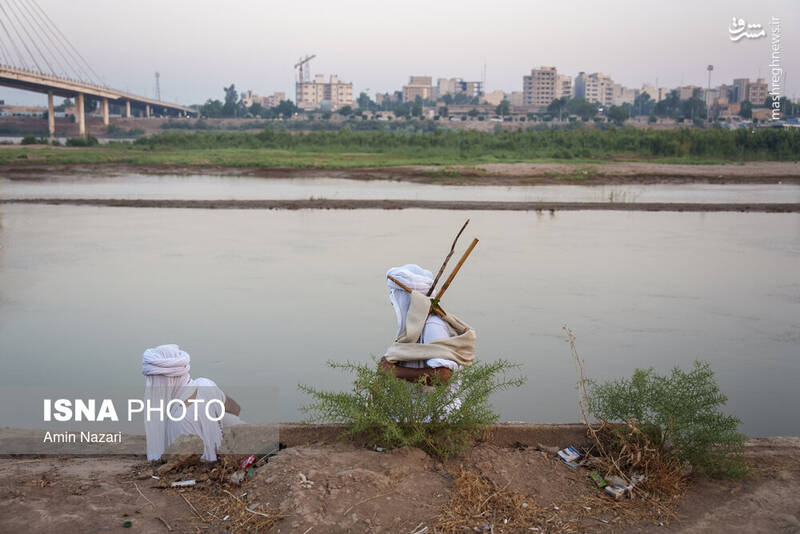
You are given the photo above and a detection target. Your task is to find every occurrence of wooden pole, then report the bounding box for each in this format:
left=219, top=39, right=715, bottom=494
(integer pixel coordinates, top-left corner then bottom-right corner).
left=387, top=275, right=446, bottom=318
left=427, top=219, right=470, bottom=297
left=434, top=238, right=478, bottom=301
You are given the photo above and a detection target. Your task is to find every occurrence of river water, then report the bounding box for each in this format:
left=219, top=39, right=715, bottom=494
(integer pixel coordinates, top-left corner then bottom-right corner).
left=0, top=198, right=797, bottom=436
left=2, top=172, right=800, bottom=203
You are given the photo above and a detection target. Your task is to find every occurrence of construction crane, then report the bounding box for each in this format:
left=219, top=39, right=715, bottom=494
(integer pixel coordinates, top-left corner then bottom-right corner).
left=294, top=54, right=316, bottom=83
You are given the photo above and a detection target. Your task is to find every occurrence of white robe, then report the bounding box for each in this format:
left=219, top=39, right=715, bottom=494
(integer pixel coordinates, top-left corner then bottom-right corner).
left=142, top=344, right=239, bottom=462
left=386, top=265, right=463, bottom=415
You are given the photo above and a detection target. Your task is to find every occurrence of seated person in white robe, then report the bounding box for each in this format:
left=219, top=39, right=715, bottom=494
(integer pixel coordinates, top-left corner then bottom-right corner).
left=142, top=344, right=243, bottom=462
left=379, top=264, right=460, bottom=384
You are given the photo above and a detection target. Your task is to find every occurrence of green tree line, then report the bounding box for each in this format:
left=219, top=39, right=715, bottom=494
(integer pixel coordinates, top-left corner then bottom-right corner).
left=134, top=127, right=800, bottom=160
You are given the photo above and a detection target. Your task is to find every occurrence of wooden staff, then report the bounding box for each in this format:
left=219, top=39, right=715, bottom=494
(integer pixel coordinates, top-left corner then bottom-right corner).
left=433, top=238, right=479, bottom=302
left=427, top=219, right=470, bottom=297
left=387, top=275, right=447, bottom=318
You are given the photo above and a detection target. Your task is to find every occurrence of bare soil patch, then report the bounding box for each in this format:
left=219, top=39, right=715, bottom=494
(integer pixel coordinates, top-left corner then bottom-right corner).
left=1, top=436, right=797, bottom=533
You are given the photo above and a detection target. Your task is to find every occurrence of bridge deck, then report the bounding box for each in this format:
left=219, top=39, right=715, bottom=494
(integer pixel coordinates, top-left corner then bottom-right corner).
left=0, top=65, right=194, bottom=115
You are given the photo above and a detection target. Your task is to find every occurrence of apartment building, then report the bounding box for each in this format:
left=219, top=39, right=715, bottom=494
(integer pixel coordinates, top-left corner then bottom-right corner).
left=402, top=76, right=433, bottom=102
left=747, top=78, right=768, bottom=105
left=481, top=90, right=505, bottom=106
left=732, top=78, right=749, bottom=103
left=678, top=85, right=701, bottom=100
left=241, top=90, right=286, bottom=109
left=264, top=92, right=285, bottom=108
left=612, top=85, right=637, bottom=106
left=436, top=78, right=459, bottom=97
left=296, top=74, right=354, bottom=111
left=640, top=84, right=658, bottom=101
left=555, top=74, right=573, bottom=99
left=434, top=77, right=483, bottom=100
left=574, top=72, right=614, bottom=106
left=461, top=81, right=483, bottom=98
left=523, top=66, right=557, bottom=109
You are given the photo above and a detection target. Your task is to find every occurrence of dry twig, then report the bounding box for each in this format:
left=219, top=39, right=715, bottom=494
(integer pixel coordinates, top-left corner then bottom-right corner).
left=427, top=219, right=470, bottom=296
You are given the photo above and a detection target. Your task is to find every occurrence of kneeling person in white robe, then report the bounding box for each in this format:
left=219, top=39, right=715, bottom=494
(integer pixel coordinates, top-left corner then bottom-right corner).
left=142, top=344, right=243, bottom=462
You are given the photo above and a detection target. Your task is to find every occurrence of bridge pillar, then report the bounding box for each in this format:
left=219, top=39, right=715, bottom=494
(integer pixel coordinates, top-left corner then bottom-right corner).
left=125, top=100, right=131, bottom=119
left=47, top=91, right=55, bottom=139
left=76, top=93, right=85, bottom=137
left=145, top=104, right=150, bottom=118
left=102, top=98, right=109, bottom=126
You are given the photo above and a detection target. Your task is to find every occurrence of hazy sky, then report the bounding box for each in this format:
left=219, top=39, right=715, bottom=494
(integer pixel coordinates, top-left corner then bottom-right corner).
left=1, top=0, right=798, bottom=106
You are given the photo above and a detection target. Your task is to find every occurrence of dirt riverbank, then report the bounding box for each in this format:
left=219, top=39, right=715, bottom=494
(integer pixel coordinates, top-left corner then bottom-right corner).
left=0, top=427, right=797, bottom=533
left=1, top=160, right=800, bottom=186
left=3, top=197, right=797, bottom=213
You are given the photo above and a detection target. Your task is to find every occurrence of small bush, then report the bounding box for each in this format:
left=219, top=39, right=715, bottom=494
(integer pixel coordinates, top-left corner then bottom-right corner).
left=66, top=135, right=99, bottom=147
left=106, top=124, right=146, bottom=138
left=300, top=359, right=525, bottom=458
left=588, top=361, right=748, bottom=478
left=20, top=136, right=37, bottom=145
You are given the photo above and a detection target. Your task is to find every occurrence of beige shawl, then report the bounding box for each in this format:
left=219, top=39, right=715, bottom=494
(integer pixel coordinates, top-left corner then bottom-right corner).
left=384, top=291, right=476, bottom=367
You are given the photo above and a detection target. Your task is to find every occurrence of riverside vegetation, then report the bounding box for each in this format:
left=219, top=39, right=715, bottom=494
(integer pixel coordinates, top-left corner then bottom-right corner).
left=300, top=352, right=747, bottom=483
left=300, top=359, right=525, bottom=458
left=2, top=127, right=799, bottom=168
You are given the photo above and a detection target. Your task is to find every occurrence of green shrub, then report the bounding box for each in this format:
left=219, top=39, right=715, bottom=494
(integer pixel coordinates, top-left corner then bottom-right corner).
left=588, top=361, right=748, bottom=478
left=66, top=135, right=99, bottom=147
left=20, top=136, right=37, bottom=145
left=106, top=124, right=145, bottom=138
left=300, top=359, right=525, bottom=458
left=129, top=127, right=800, bottom=161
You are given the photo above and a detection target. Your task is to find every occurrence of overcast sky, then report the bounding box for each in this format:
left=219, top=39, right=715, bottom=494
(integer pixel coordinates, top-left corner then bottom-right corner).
left=1, top=0, right=798, bottom=106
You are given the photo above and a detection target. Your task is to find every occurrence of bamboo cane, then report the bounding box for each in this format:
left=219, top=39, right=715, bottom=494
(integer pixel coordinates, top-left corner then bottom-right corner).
left=387, top=275, right=447, bottom=318
left=433, top=238, right=478, bottom=301
left=427, top=219, right=470, bottom=297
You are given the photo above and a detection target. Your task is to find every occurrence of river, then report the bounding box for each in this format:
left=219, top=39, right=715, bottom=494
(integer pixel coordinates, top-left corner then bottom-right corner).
left=0, top=189, right=797, bottom=436
left=2, top=172, right=799, bottom=203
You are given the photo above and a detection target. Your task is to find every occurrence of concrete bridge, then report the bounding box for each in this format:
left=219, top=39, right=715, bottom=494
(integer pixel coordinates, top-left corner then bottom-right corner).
left=0, top=64, right=196, bottom=137
left=0, top=0, right=197, bottom=137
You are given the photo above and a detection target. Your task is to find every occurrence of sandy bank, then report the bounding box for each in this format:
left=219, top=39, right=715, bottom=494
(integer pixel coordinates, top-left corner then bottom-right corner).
left=1, top=160, right=800, bottom=186
left=3, top=198, right=798, bottom=212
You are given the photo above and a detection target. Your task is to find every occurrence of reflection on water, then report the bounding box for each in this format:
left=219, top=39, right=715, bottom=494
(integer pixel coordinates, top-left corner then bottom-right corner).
left=2, top=173, right=799, bottom=203
left=0, top=205, right=798, bottom=436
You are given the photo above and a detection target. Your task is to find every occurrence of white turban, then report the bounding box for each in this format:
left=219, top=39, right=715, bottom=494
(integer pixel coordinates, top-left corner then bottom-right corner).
left=142, top=344, right=190, bottom=376
left=387, top=264, right=433, bottom=339
left=141, top=344, right=223, bottom=461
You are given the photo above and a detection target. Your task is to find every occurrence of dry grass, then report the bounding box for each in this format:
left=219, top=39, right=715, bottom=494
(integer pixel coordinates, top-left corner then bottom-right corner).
left=178, top=488, right=284, bottom=533
left=157, top=454, right=284, bottom=533
left=564, top=326, right=688, bottom=519
left=433, top=468, right=673, bottom=533
left=434, top=469, right=539, bottom=532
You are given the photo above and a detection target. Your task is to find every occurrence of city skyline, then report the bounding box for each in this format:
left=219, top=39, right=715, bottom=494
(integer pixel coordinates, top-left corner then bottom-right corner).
left=0, top=0, right=796, bottom=106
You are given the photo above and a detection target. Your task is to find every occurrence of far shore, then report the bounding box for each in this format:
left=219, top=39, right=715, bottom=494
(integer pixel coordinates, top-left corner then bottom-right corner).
left=1, top=160, right=799, bottom=187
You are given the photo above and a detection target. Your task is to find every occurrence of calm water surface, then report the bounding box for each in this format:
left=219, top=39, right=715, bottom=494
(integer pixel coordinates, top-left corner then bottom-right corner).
left=0, top=205, right=797, bottom=436
left=2, top=172, right=799, bottom=203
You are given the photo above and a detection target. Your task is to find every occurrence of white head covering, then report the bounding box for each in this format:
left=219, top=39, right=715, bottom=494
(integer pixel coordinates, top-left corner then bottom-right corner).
left=141, top=344, right=224, bottom=462
left=386, top=264, right=433, bottom=339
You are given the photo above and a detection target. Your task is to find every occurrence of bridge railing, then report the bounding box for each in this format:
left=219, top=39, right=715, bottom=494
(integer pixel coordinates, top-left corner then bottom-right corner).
left=0, top=63, right=110, bottom=90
